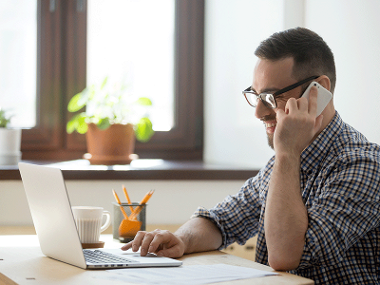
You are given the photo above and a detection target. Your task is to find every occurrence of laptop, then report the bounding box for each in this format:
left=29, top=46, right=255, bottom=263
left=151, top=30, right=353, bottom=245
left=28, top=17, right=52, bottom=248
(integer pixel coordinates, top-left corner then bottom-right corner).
left=18, top=162, right=183, bottom=269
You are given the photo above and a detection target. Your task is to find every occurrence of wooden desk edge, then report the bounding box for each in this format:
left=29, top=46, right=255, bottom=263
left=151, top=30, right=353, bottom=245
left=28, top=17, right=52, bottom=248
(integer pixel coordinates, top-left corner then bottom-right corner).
left=0, top=272, right=18, bottom=285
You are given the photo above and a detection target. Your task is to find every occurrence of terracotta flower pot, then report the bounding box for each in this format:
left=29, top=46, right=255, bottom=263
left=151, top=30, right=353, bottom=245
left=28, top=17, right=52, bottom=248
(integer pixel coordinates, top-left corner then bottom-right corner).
left=85, top=123, right=135, bottom=165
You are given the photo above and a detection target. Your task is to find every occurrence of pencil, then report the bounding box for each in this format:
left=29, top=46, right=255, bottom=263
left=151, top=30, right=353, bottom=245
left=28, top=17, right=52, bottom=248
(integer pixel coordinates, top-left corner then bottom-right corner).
left=122, top=185, right=134, bottom=213
left=129, top=190, right=154, bottom=220
left=112, top=189, right=129, bottom=220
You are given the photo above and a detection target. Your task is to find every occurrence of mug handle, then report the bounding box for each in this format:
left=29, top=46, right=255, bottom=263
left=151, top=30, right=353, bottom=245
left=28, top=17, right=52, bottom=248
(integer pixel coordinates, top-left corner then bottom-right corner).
left=100, top=210, right=111, bottom=232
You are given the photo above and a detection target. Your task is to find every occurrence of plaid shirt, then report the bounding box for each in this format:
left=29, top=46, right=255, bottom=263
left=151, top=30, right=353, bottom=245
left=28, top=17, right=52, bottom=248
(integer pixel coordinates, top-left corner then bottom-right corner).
left=193, top=112, right=380, bottom=284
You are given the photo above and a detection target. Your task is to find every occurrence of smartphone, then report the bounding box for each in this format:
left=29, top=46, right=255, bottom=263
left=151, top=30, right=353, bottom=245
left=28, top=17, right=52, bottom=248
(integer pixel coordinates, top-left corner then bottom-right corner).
left=301, top=82, right=332, bottom=116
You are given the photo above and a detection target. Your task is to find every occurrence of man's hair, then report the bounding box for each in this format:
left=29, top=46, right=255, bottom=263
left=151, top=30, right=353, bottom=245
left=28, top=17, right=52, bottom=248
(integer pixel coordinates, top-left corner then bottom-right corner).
left=255, top=27, right=336, bottom=93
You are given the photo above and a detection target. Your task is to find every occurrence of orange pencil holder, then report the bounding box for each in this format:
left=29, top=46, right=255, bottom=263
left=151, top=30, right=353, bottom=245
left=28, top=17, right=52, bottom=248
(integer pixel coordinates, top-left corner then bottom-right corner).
left=112, top=202, right=147, bottom=242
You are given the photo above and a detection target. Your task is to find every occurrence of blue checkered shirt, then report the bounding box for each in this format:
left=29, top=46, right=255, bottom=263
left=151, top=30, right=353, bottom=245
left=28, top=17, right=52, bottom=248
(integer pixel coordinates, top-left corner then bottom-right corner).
left=193, top=112, right=380, bottom=284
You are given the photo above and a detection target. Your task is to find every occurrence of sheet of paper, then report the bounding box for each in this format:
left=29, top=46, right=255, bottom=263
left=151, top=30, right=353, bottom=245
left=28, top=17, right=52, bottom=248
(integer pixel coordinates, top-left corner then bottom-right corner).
left=94, top=264, right=278, bottom=284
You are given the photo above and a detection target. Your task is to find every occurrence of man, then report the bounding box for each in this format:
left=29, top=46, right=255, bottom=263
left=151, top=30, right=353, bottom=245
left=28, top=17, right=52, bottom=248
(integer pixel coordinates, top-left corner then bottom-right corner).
left=122, top=27, right=380, bottom=284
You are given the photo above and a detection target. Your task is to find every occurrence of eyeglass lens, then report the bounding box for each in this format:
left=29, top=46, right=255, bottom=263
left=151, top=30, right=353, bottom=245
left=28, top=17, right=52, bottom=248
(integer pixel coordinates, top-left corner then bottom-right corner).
left=244, top=93, right=276, bottom=109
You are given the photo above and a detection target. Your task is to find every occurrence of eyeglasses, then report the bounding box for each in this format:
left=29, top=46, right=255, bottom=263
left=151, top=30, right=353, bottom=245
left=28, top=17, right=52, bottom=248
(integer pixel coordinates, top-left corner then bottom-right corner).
left=242, top=75, right=319, bottom=109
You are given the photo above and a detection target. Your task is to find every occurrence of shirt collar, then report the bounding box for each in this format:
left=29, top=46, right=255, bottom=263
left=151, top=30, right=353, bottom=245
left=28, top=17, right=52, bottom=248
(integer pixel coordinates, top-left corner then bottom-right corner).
left=300, top=111, right=343, bottom=174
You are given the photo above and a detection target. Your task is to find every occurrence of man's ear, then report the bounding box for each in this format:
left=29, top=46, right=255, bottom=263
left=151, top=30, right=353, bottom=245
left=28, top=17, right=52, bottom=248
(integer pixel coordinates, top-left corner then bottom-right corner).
left=317, top=75, right=331, bottom=92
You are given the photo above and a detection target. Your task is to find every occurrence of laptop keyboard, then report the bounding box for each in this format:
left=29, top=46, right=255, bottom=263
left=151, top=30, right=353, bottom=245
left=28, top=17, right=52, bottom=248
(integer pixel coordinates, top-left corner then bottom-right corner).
left=83, top=249, right=136, bottom=265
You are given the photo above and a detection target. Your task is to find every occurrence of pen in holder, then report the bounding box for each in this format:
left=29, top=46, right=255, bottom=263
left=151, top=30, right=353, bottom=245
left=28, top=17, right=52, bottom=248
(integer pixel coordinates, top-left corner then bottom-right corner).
left=112, top=202, right=147, bottom=242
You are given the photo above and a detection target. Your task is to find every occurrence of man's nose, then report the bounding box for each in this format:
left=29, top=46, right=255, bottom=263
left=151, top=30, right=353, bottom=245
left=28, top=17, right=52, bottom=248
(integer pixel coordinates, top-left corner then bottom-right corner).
left=255, top=99, right=272, bottom=119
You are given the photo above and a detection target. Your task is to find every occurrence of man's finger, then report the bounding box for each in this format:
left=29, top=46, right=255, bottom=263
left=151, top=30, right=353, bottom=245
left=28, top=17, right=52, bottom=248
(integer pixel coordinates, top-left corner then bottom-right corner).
left=121, top=241, right=133, bottom=251
left=297, top=97, right=308, bottom=112
left=140, top=232, right=156, bottom=256
left=285, top=97, right=298, bottom=113
left=130, top=231, right=148, bottom=252
left=308, top=86, right=318, bottom=115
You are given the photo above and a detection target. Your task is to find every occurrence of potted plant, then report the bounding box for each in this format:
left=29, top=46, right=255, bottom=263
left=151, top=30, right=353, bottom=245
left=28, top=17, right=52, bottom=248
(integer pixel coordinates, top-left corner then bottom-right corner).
left=0, top=108, right=22, bottom=165
left=66, top=77, right=154, bottom=165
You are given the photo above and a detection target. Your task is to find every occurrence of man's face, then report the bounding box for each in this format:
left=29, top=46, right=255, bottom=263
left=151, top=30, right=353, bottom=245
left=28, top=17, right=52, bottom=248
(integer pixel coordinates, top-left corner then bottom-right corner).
left=251, top=57, right=303, bottom=149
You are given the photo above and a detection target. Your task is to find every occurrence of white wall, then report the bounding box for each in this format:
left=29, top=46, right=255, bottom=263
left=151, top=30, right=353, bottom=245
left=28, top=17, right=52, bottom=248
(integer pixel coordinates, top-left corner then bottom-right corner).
left=204, top=0, right=380, bottom=168
left=204, top=0, right=285, bottom=169
left=0, top=180, right=244, bottom=226
left=305, top=0, right=380, bottom=144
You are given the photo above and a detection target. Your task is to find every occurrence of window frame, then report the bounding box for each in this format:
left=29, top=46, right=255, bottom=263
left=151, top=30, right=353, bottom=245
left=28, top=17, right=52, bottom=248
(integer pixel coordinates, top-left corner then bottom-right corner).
left=21, top=0, right=204, bottom=161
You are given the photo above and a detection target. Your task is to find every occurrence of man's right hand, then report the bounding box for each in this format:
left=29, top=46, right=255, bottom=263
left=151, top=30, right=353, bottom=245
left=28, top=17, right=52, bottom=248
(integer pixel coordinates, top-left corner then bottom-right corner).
left=121, top=229, right=186, bottom=258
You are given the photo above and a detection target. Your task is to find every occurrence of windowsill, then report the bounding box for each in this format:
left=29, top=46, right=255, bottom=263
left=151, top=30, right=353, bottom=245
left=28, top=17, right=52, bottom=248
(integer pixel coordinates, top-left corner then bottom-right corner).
left=0, top=159, right=259, bottom=181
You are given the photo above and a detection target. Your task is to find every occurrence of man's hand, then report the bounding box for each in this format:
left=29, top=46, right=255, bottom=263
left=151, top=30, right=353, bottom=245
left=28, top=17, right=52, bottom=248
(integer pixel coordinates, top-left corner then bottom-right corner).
left=121, top=218, right=223, bottom=258
left=274, top=86, right=324, bottom=155
left=121, top=229, right=186, bottom=258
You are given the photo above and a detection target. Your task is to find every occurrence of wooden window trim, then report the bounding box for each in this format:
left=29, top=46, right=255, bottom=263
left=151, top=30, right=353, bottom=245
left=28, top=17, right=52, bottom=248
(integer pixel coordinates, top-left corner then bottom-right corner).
left=21, top=0, right=204, bottom=162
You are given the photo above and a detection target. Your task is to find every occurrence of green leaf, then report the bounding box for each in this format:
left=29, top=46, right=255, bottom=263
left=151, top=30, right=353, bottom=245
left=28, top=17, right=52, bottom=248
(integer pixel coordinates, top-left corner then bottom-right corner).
left=136, top=97, right=152, bottom=106
left=68, top=92, right=86, bottom=112
left=100, top=77, right=108, bottom=90
left=135, top=117, right=154, bottom=142
left=66, top=113, right=88, bottom=134
left=0, top=109, right=13, bottom=128
left=97, top=118, right=111, bottom=130
left=76, top=118, right=88, bottom=134
left=66, top=120, right=76, bottom=134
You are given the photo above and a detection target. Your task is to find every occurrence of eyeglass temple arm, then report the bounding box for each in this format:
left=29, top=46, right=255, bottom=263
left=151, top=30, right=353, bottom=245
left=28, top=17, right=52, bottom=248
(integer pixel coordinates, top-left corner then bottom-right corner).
left=273, top=75, right=319, bottom=96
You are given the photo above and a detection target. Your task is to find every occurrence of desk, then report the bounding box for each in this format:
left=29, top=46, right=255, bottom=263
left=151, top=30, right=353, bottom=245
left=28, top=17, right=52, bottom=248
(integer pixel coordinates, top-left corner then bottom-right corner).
left=0, top=231, right=314, bottom=285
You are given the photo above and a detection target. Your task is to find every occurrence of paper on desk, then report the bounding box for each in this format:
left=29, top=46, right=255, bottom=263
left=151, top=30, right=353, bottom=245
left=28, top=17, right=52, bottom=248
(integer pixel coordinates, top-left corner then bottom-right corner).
left=96, top=264, right=278, bottom=284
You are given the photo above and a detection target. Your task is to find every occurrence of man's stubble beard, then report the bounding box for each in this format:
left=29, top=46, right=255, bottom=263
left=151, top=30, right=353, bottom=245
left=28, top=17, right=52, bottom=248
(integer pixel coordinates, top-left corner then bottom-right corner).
left=267, top=133, right=274, bottom=150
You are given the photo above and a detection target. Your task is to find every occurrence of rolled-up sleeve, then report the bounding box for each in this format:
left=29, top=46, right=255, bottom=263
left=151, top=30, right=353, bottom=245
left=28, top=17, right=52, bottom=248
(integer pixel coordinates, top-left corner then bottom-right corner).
left=192, top=175, right=264, bottom=249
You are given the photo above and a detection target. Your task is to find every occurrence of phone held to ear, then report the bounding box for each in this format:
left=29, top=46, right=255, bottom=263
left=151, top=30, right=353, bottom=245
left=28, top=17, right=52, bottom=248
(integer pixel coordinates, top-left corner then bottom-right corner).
left=301, top=82, right=332, bottom=116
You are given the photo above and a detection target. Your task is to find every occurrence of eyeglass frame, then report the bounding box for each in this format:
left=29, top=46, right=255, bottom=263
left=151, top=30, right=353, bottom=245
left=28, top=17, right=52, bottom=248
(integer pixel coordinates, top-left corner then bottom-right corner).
left=242, top=75, right=319, bottom=109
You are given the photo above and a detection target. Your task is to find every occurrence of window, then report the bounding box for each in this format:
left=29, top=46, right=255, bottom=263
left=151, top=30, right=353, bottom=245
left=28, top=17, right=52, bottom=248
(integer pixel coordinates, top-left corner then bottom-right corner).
left=14, top=0, right=204, bottom=161
left=87, top=0, right=175, bottom=132
left=0, top=1, right=37, bottom=128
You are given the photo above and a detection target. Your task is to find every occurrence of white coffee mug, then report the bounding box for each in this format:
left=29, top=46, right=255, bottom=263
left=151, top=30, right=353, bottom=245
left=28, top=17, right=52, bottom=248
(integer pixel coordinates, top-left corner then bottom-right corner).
left=72, top=206, right=111, bottom=243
